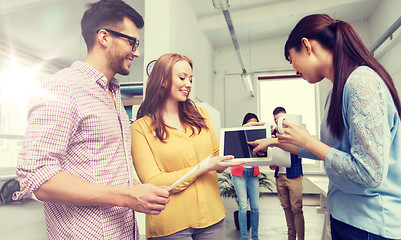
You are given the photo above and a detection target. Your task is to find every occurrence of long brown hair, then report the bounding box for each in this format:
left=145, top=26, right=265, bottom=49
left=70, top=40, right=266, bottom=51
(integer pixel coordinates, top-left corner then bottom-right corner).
left=136, top=53, right=208, bottom=142
left=284, top=14, right=401, bottom=139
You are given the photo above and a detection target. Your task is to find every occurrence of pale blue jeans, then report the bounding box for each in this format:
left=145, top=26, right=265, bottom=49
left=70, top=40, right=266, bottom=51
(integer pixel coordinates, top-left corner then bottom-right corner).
left=148, top=219, right=225, bottom=240
left=232, top=168, right=259, bottom=240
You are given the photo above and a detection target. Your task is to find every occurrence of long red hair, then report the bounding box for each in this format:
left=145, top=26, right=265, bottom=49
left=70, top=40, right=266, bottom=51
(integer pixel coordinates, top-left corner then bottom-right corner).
left=136, top=53, right=208, bottom=142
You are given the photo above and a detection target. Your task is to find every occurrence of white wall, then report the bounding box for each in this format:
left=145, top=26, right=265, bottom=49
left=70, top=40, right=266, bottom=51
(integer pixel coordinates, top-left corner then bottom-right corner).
left=169, top=1, right=215, bottom=104
left=368, top=0, right=401, bottom=91
left=144, top=0, right=214, bottom=104
left=214, top=34, right=335, bottom=127
left=214, top=36, right=290, bottom=127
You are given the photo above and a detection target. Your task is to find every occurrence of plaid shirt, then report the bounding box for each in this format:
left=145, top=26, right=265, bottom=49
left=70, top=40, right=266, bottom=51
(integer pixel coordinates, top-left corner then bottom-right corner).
left=14, top=61, right=139, bottom=239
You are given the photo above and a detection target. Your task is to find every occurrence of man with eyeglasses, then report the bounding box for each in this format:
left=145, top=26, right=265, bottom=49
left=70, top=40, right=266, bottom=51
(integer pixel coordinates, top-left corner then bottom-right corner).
left=13, top=0, right=170, bottom=239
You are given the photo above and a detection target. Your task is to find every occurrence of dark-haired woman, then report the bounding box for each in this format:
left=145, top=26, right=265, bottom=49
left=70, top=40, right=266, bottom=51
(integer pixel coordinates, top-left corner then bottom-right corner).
left=131, top=53, right=244, bottom=239
left=249, top=14, right=401, bottom=239
left=231, top=113, right=261, bottom=240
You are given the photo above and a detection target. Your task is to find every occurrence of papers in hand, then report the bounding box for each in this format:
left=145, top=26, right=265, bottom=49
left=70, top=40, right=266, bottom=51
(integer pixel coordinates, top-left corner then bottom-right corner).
left=167, top=155, right=212, bottom=192
left=271, top=148, right=291, bottom=167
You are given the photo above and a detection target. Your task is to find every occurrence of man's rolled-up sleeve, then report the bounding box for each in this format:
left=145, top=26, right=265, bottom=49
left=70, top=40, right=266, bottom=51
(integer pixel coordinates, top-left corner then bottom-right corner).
left=14, top=79, right=77, bottom=199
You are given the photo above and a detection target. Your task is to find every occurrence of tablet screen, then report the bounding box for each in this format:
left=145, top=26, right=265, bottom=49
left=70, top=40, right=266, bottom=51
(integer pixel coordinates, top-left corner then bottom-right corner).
left=221, top=126, right=268, bottom=159
left=219, top=126, right=290, bottom=166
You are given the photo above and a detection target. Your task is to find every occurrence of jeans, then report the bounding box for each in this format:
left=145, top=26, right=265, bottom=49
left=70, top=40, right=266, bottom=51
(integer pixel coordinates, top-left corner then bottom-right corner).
left=232, top=168, right=259, bottom=240
left=330, top=216, right=398, bottom=240
left=148, top=219, right=225, bottom=240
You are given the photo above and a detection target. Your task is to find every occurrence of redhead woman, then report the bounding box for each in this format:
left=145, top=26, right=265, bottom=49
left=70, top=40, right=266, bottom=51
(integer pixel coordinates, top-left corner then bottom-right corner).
left=250, top=14, right=401, bottom=240
left=131, top=53, right=244, bottom=239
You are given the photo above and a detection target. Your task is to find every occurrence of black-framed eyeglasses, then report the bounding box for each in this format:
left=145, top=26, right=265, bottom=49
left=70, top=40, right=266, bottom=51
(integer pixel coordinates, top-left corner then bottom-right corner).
left=96, top=29, right=139, bottom=52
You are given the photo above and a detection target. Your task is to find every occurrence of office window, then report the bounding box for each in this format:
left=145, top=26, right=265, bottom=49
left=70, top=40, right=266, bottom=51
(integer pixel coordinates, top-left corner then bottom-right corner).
left=0, top=53, right=53, bottom=167
left=258, top=75, right=323, bottom=173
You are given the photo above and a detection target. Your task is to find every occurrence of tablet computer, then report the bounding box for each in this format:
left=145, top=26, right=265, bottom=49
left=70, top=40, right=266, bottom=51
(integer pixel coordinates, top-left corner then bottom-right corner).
left=219, top=126, right=273, bottom=166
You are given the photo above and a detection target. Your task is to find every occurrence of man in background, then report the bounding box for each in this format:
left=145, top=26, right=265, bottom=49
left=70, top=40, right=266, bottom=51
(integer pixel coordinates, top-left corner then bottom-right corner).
left=13, top=0, right=169, bottom=239
left=271, top=106, right=305, bottom=240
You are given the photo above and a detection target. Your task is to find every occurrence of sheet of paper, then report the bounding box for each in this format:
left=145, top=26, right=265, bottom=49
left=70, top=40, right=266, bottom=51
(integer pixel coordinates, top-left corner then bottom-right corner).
left=167, top=155, right=212, bottom=191
left=271, top=148, right=291, bottom=167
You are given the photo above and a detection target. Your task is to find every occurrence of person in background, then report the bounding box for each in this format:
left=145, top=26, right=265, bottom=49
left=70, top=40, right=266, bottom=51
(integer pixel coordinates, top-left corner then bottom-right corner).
left=243, top=112, right=259, bottom=125
left=250, top=14, right=401, bottom=239
left=13, top=1, right=170, bottom=239
left=270, top=107, right=304, bottom=240
left=131, top=53, right=244, bottom=239
left=231, top=112, right=261, bottom=240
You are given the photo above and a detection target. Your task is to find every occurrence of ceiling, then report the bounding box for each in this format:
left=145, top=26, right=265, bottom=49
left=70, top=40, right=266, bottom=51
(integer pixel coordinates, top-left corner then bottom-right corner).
left=188, top=0, right=380, bottom=48
left=0, top=0, right=381, bottom=68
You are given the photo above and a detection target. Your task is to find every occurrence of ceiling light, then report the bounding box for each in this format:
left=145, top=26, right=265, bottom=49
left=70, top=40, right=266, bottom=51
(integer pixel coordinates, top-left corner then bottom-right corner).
left=241, top=73, right=255, bottom=97
left=211, top=0, right=230, bottom=10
